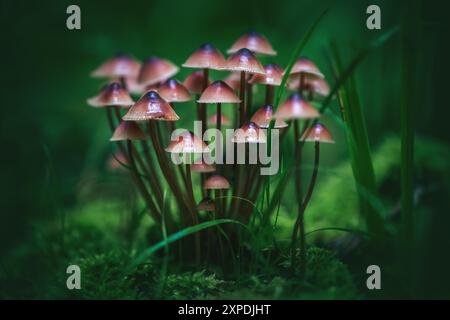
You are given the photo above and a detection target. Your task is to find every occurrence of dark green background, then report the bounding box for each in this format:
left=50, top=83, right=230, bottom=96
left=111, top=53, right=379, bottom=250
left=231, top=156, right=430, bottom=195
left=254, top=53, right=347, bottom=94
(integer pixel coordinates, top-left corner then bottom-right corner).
left=1, top=0, right=449, bottom=298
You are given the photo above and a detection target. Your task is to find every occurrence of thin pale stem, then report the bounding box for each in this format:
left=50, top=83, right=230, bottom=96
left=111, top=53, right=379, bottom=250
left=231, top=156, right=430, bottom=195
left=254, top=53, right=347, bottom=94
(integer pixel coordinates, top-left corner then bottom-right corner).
left=239, top=71, right=246, bottom=126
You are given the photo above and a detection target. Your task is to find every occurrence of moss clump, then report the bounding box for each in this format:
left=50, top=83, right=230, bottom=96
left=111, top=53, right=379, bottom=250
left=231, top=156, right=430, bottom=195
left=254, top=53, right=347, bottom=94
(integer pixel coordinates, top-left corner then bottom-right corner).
left=161, top=271, right=226, bottom=299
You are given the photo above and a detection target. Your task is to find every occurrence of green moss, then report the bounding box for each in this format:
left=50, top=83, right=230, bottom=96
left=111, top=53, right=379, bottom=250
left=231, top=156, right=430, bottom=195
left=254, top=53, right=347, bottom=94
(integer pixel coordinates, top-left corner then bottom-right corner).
left=161, top=271, right=226, bottom=299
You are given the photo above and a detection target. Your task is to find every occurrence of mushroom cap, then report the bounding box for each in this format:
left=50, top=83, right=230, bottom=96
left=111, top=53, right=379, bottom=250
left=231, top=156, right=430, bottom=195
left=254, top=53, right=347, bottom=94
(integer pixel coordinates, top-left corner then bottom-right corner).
left=286, top=57, right=324, bottom=78
left=138, top=56, right=179, bottom=86
left=288, top=77, right=330, bottom=100
left=183, top=71, right=210, bottom=94
left=110, top=121, right=146, bottom=141
left=274, top=93, right=320, bottom=120
left=197, top=80, right=241, bottom=104
left=108, top=151, right=128, bottom=170
left=223, top=72, right=242, bottom=90
left=182, top=43, right=227, bottom=70
left=249, top=63, right=284, bottom=86
left=227, top=31, right=277, bottom=56
left=191, top=162, right=216, bottom=173
left=300, top=123, right=335, bottom=144
left=208, top=113, right=231, bottom=126
left=87, top=82, right=134, bottom=108
left=203, top=175, right=230, bottom=190
left=157, top=79, right=192, bottom=102
left=91, top=54, right=141, bottom=79
left=165, top=130, right=210, bottom=153
left=123, top=91, right=180, bottom=121
left=197, top=197, right=215, bottom=212
left=232, top=121, right=267, bottom=143
left=122, top=77, right=146, bottom=95
left=224, top=48, right=265, bottom=74
left=250, top=105, right=288, bottom=129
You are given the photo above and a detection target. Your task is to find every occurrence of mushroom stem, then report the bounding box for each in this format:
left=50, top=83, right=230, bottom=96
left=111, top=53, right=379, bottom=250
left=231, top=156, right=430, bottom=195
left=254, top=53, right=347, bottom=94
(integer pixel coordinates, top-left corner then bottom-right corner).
left=147, top=122, right=193, bottom=226
left=186, top=162, right=201, bottom=264
left=246, top=82, right=253, bottom=116
left=291, top=140, right=320, bottom=278
left=239, top=71, right=246, bottom=126
left=202, top=69, right=209, bottom=137
left=293, top=119, right=303, bottom=213
left=106, top=107, right=116, bottom=131
left=265, top=85, right=274, bottom=105
left=216, top=103, right=222, bottom=133
left=140, top=141, right=164, bottom=204
left=127, top=140, right=161, bottom=224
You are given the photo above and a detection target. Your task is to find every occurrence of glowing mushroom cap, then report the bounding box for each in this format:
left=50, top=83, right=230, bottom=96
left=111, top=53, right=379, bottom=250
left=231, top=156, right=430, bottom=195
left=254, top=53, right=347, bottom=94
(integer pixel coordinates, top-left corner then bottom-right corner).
left=157, top=79, right=192, bottom=102
left=110, top=121, right=146, bottom=141
left=197, top=81, right=241, bottom=104
left=227, top=31, right=277, bottom=56
left=203, top=175, right=230, bottom=190
left=208, top=113, right=231, bottom=126
left=165, top=131, right=210, bottom=153
left=183, top=71, right=210, bottom=94
left=191, top=162, right=216, bottom=173
left=300, top=123, right=335, bottom=144
left=123, top=91, right=180, bottom=121
left=182, top=43, right=227, bottom=70
left=224, top=48, right=265, bottom=74
left=91, top=54, right=141, bottom=79
left=274, top=93, right=320, bottom=120
left=87, top=82, right=134, bottom=108
left=224, top=72, right=242, bottom=90
left=197, top=197, right=215, bottom=212
left=249, top=63, right=284, bottom=86
left=232, top=121, right=267, bottom=143
left=138, top=56, right=179, bottom=86
left=250, top=105, right=288, bottom=129
left=287, top=57, right=324, bottom=78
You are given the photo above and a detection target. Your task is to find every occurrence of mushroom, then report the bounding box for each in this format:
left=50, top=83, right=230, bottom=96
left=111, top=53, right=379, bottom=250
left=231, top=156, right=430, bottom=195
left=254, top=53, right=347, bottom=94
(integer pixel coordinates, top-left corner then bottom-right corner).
left=227, top=31, right=277, bottom=56
left=249, top=63, right=284, bottom=105
left=91, top=53, right=141, bottom=85
left=250, top=104, right=288, bottom=129
left=138, top=56, right=179, bottom=87
left=123, top=91, right=179, bottom=122
left=183, top=43, right=227, bottom=133
left=223, top=48, right=265, bottom=125
left=198, top=80, right=240, bottom=133
left=291, top=123, right=334, bottom=278
left=110, top=120, right=146, bottom=141
left=208, top=113, right=231, bottom=127
left=231, top=121, right=267, bottom=144
left=197, top=197, right=215, bottom=212
left=203, top=175, right=230, bottom=218
left=87, top=82, right=134, bottom=108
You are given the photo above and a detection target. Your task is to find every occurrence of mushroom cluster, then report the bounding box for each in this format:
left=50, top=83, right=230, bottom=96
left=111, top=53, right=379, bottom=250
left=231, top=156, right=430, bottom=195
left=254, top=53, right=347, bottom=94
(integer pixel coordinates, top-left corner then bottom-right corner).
left=87, top=32, right=334, bottom=273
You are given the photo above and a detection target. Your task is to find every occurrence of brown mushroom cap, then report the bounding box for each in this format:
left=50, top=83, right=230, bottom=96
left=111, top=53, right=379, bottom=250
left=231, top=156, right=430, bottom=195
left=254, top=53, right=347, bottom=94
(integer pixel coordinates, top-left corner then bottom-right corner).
left=232, top=121, right=267, bottom=143
left=197, top=80, right=241, bottom=104
left=203, top=175, right=230, bottom=190
left=183, top=71, right=210, bottom=94
left=224, top=48, right=265, bottom=74
left=227, top=31, right=277, bottom=56
left=110, top=121, right=146, bottom=141
left=138, top=56, right=179, bottom=86
left=182, top=43, right=227, bottom=70
left=249, top=63, right=284, bottom=86
left=274, top=93, right=320, bottom=120
left=250, top=105, right=288, bottom=129
left=157, top=79, right=192, bottom=102
left=223, top=72, right=242, bottom=90
left=123, top=91, right=179, bottom=121
left=288, top=77, right=330, bottom=100
left=208, top=113, right=231, bottom=126
left=197, top=197, right=215, bottom=212
left=87, top=82, right=134, bottom=108
left=300, top=123, right=335, bottom=144
left=122, top=77, right=146, bottom=95
left=165, top=130, right=210, bottom=153
left=287, top=57, right=324, bottom=78
left=91, top=54, right=141, bottom=79
left=191, top=162, right=216, bottom=173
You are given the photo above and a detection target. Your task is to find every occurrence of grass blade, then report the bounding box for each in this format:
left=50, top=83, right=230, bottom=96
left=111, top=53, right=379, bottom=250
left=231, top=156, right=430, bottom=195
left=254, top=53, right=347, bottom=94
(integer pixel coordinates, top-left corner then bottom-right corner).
left=127, top=219, right=248, bottom=272
left=331, top=44, right=385, bottom=235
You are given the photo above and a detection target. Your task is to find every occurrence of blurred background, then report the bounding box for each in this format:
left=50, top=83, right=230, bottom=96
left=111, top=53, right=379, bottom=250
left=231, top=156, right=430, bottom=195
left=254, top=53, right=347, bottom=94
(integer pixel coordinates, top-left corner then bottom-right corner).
left=1, top=0, right=449, bottom=299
